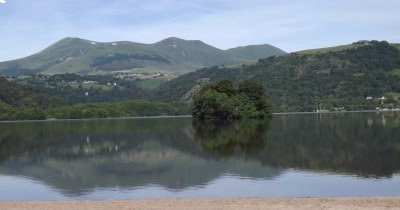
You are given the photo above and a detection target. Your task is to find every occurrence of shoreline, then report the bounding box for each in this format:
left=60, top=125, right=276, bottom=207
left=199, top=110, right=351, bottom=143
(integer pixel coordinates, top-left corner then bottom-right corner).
left=1, top=197, right=399, bottom=210
left=1, top=109, right=400, bottom=123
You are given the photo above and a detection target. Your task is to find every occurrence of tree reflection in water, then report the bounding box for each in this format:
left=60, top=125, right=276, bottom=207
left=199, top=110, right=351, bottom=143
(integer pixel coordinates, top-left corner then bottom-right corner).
left=193, top=119, right=271, bottom=157
left=0, top=112, right=400, bottom=197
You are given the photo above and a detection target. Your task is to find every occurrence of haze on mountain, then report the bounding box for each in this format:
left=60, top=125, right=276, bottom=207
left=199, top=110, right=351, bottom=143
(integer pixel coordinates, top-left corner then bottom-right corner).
left=0, top=37, right=285, bottom=76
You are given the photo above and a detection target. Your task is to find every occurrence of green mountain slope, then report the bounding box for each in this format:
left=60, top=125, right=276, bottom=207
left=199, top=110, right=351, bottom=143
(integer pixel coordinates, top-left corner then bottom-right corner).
left=153, top=37, right=236, bottom=69
left=0, top=37, right=286, bottom=76
left=153, top=41, right=400, bottom=112
left=226, top=44, right=286, bottom=60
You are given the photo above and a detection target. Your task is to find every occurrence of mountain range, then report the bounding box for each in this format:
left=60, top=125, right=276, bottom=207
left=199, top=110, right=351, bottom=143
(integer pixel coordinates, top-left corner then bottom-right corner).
left=0, top=37, right=286, bottom=76
left=1, top=39, right=400, bottom=115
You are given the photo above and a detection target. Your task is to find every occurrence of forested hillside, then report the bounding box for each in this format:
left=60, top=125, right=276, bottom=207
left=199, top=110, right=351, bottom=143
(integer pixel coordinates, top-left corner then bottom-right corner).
left=11, top=74, right=148, bottom=103
left=153, top=41, right=400, bottom=112
left=0, top=77, right=63, bottom=109
left=0, top=74, right=190, bottom=120
left=0, top=77, right=64, bottom=120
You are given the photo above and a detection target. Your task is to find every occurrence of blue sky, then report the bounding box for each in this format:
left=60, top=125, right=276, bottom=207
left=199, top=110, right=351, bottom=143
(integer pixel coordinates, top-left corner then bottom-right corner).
left=0, top=0, right=399, bottom=61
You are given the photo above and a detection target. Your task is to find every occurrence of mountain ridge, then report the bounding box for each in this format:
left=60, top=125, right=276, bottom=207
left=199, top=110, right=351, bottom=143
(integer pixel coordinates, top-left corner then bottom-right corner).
left=0, top=37, right=286, bottom=76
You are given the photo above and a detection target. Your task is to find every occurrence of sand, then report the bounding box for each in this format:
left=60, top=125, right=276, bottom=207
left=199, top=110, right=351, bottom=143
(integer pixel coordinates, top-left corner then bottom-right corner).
left=1, top=197, right=400, bottom=210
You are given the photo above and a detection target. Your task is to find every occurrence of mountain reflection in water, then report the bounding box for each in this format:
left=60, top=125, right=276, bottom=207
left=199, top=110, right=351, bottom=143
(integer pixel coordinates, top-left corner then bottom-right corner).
left=0, top=112, right=399, bottom=197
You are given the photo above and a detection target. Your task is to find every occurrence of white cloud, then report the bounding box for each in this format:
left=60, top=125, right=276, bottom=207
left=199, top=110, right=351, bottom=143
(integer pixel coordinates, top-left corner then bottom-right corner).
left=0, top=0, right=399, bottom=61
left=0, top=0, right=6, bottom=4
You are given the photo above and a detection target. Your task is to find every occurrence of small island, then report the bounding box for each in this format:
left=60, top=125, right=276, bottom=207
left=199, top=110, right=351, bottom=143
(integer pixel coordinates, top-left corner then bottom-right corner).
left=192, top=79, right=272, bottom=120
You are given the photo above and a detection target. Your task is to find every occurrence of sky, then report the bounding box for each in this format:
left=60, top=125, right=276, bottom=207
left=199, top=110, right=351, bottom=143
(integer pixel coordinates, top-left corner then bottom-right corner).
left=0, top=0, right=399, bottom=61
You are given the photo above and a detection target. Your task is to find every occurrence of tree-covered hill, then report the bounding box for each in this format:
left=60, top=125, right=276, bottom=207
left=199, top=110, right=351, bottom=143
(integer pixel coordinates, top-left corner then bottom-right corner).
left=0, top=77, right=63, bottom=109
left=0, top=37, right=285, bottom=76
left=225, top=44, right=286, bottom=61
left=0, top=75, right=190, bottom=121
left=0, top=77, right=65, bottom=120
left=11, top=74, right=148, bottom=104
left=153, top=41, right=400, bottom=112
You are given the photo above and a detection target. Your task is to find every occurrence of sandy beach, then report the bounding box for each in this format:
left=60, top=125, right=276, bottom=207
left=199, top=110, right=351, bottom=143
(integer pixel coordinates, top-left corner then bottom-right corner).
left=1, top=197, right=399, bottom=210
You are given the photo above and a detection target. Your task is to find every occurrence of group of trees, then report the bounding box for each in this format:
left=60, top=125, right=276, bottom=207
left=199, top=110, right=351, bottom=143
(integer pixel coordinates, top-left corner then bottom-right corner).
left=0, top=75, right=191, bottom=120
left=0, top=77, right=63, bottom=109
left=192, top=79, right=272, bottom=120
left=0, top=77, right=61, bottom=120
left=47, top=100, right=189, bottom=119
left=11, top=74, right=148, bottom=104
left=0, top=99, right=190, bottom=121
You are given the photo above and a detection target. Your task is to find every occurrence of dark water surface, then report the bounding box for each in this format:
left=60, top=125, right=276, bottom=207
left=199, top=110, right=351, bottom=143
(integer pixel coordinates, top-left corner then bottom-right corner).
left=0, top=112, right=399, bottom=200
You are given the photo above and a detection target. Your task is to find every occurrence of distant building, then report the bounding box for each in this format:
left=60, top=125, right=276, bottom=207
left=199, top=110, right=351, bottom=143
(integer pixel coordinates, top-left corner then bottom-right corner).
left=366, top=96, right=373, bottom=100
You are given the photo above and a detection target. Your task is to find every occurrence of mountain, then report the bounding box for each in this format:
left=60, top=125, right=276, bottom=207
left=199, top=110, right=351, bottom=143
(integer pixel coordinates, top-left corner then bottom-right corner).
left=0, top=37, right=286, bottom=76
left=152, top=40, right=400, bottom=112
left=226, top=44, right=286, bottom=60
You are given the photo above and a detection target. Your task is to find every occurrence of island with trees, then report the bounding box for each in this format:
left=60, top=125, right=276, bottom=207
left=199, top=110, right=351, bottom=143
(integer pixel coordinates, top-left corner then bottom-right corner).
left=191, top=79, right=272, bottom=120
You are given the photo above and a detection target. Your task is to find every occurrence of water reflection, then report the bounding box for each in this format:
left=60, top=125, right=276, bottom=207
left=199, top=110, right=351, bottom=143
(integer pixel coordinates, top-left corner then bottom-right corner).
left=0, top=118, right=280, bottom=196
left=0, top=112, right=399, bottom=197
left=193, top=120, right=270, bottom=157
left=262, top=112, right=400, bottom=178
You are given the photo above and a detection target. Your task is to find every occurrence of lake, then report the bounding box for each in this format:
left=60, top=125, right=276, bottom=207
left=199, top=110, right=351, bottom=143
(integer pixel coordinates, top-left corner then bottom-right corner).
left=0, top=112, right=400, bottom=200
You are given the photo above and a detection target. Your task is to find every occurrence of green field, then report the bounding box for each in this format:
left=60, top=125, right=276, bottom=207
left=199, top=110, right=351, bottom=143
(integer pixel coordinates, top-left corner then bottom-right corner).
left=137, top=78, right=169, bottom=90
left=390, top=68, right=400, bottom=77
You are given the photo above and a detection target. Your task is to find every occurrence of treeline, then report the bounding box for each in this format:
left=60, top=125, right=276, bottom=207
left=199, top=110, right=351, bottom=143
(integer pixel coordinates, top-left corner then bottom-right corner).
left=47, top=100, right=189, bottom=119
left=0, top=103, right=47, bottom=120
left=0, top=100, right=189, bottom=121
left=0, top=76, right=189, bottom=121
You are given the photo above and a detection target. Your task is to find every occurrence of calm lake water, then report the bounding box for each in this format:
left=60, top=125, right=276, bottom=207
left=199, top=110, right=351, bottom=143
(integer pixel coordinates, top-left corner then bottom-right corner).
left=0, top=112, right=400, bottom=200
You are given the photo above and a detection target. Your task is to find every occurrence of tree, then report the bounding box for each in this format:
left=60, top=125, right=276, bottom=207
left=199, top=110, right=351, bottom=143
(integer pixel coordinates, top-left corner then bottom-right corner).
left=238, top=79, right=272, bottom=118
left=211, top=79, right=236, bottom=96
left=192, top=89, right=235, bottom=120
